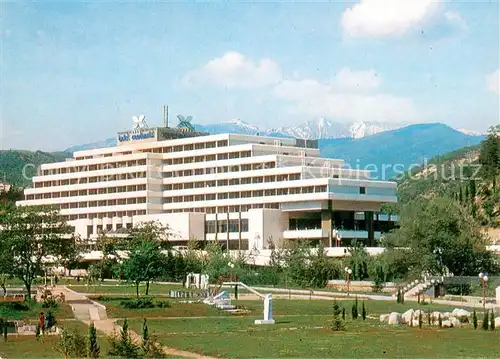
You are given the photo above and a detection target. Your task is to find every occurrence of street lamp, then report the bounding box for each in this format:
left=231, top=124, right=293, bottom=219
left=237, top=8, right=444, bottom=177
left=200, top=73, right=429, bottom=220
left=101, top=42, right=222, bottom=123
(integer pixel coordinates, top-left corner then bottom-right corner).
left=228, top=262, right=235, bottom=282
left=344, top=266, right=352, bottom=296
left=478, top=272, right=489, bottom=309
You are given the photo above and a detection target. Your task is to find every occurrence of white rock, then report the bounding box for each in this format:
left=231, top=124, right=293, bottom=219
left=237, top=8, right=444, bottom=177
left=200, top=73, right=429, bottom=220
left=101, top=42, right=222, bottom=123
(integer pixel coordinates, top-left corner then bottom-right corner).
left=379, top=314, right=390, bottom=323
left=441, top=320, right=453, bottom=328
left=495, top=317, right=500, bottom=328
left=411, top=318, right=420, bottom=327
left=414, top=309, right=425, bottom=317
left=401, top=309, right=414, bottom=324
left=388, top=312, right=402, bottom=325
left=452, top=308, right=470, bottom=317
left=431, top=311, right=442, bottom=320
left=450, top=317, right=462, bottom=327
left=452, top=308, right=470, bottom=322
left=442, top=312, right=452, bottom=319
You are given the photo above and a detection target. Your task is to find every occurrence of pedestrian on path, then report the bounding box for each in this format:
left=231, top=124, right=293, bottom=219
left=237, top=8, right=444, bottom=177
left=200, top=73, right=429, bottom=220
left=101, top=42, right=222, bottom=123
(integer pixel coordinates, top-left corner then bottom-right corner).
left=39, top=312, right=45, bottom=334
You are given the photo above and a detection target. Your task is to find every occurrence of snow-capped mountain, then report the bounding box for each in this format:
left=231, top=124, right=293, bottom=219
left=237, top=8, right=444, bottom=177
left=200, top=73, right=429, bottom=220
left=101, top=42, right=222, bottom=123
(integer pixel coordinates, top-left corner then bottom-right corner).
left=198, top=118, right=403, bottom=140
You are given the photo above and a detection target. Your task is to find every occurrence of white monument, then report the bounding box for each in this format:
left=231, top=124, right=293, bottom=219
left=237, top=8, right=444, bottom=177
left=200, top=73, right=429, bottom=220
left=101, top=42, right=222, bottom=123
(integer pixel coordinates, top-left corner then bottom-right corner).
left=496, top=286, right=500, bottom=305
left=254, top=294, right=275, bottom=325
left=185, top=273, right=209, bottom=290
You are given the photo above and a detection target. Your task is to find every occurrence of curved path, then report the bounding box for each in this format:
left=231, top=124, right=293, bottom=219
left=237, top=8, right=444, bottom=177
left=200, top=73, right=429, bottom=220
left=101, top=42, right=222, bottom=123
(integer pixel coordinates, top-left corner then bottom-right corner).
left=54, top=286, right=218, bottom=359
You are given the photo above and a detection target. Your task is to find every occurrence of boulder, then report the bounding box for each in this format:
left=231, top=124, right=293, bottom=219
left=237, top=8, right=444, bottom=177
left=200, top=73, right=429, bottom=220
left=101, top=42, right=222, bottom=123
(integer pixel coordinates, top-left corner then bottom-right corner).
left=401, top=309, right=414, bottom=324
left=452, top=308, right=470, bottom=322
left=431, top=311, right=442, bottom=321
left=414, top=309, right=425, bottom=318
left=388, top=312, right=402, bottom=325
left=442, top=312, right=452, bottom=319
left=379, top=314, right=390, bottom=323
left=441, top=320, right=453, bottom=328
left=411, top=318, right=420, bottom=327
left=450, top=317, right=462, bottom=328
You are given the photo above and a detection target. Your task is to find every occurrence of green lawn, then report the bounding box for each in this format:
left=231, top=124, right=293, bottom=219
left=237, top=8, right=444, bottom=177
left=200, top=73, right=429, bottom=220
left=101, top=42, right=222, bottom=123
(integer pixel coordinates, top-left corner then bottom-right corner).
left=0, top=321, right=111, bottom=359
left=126, top=314, right=500, bottom=358
left=68, top=282, right=190, bottom=296
left=0, top=301, right=74, bottom=321
left=90, top=296, right=226, bottom=319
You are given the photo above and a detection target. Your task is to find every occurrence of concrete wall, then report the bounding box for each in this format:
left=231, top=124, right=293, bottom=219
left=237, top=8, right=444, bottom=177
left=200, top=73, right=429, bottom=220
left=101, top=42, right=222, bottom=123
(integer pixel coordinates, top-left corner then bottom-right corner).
left=134, top=212, right=205, bottom=241
left=247, top=209, right=287, bottom=250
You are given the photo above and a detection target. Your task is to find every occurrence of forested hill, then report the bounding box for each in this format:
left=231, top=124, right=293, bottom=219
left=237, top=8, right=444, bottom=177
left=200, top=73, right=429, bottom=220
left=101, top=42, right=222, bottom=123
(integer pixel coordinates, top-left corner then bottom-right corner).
left=0, top=150, right=71, bottom=187
left=392, top=126, right=500, bottom=229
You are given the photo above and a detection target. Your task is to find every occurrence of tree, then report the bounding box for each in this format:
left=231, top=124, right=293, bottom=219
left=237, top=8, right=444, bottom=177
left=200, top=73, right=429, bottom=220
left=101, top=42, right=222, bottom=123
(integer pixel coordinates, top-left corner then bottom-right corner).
left=55, top=234, right=85, bottom=277
left=108, top=319, right=140, bottom=358
left=330, top=300, right=345, bottom=331
left=0, top=205, right=72, bottom=300
left=55, top=329, right=73, bottom=359
left=482, top=311, right=489, bottom=331
left=88, top=322, right=100, bottom=358
left=361, top=301, right=367, bottom=320
left=351, top=297, right=358, bottom=320
left=121, top=241, right=167, bottom=297
left=490, top=310, right=495, bottom=331
left=473, top=309, right=478, bottom=329
left=383, top=197, right=495, bottom=277
left=479, top=126, right=500, bottom=189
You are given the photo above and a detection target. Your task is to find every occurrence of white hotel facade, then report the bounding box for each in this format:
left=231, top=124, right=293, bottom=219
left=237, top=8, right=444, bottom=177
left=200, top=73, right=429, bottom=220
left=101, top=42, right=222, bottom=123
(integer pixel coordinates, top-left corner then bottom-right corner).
left=18, top=126, right=398, bottom=251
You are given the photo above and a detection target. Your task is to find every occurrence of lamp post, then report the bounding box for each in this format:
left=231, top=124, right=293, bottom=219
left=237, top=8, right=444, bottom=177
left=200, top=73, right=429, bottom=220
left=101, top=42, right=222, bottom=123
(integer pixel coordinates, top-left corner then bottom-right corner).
left=344, top=266, right=352, bottom=296
left=478, top=272, right=489, bottom=309
left=228, top=262, right=235, bottom=282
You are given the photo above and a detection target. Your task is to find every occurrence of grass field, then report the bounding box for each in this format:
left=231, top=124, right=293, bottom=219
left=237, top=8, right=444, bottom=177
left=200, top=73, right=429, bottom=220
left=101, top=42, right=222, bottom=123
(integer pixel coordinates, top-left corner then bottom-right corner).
left=125, top=313, right=500, bottom=358
left=0, top=320, right=111, bottom=359
left=68, top=282, right=190, bottom=296
left=0, top=301, right=74, bottom=321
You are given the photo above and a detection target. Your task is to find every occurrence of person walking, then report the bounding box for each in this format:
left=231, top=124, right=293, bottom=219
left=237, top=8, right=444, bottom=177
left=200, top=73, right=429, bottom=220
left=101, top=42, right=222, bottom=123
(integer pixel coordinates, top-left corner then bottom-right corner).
left=39, top=312, right=45, bottom=334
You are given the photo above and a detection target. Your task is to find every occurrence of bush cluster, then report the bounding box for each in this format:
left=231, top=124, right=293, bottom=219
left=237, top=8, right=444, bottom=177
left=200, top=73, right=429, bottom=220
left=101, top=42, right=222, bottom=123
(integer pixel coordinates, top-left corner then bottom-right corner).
left=120, top=297, right=170, bottom=309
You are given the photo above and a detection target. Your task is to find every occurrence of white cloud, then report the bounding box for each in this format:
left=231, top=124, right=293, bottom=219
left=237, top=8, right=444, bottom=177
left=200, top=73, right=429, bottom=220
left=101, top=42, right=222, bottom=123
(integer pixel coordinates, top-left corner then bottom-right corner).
left=274, top=77, right=419, bottom=123
left=444, top=11, right=467, bottom=30
left=182, top=51, right=282, bottom=89
left=332, top=67, right=380, bottom=90
left=341, top=0, right=440, bottom=38
left=486, top=69, right=499, bottom=94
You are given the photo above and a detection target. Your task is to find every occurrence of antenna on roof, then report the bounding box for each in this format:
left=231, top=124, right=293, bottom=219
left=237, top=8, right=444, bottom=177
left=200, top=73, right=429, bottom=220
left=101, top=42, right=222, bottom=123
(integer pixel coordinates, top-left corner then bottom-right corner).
left=163, top=105, right=169, bottom=128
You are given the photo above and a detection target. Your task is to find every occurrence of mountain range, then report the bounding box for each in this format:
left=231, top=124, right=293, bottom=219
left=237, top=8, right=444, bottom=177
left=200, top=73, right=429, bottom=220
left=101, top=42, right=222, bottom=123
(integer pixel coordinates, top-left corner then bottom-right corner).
left=61, top=119, right=485, bottom=181
left=64, top=119, right=404, bottom=153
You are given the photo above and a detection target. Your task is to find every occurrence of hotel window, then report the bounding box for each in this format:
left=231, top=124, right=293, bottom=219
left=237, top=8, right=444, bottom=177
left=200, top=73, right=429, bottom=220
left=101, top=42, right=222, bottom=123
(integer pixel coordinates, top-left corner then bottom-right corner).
left=206, top=194, right=216, bottom=201
left=184, top=157, right=193, bottom=164
left=240, top=151, right=251, bottom=158
left=195, top=181, right=205, bottom=188
left=241, top=204, right=251, bottom=212
left=195, top=143, right=205, bottom=150
left=252, top=177, right=263, bottom=184
left=217, top=193, right=228, bottom=200
left=206, top=181, right=216, bottom=187
left=229, top=152, right=240, bottom=159
left=206, top=207, right=216, bottom=214
left=229, top=205, right=240, bottom=212
left=289, top=187, right=301, bottom=195
left=289, top=173, right=301, bottom=181
left=240, top=177, right=251, bottom=185
left=228, top=219, right=239, bottom=232
left=173, top=145, right=183, bottom=152
left=240, top=219, right=249, bottom=232
left=205, top=221, right=216, bottom=233
left=229, top=192, right=240, bottom=199
left=184, top=195, right=194, bottom=202
left=206, top=154, right=216, bottom=161
left=253, top=190, right=263, bottom=197
left=184, top=182, right=194, bottom=189
left=229, top=178, right=240, bottom=186
left=360, top=187, right=366, bottom=194
left=194, top=156, right=204, bottom=162
left=264, top=189, right=276, bottom=196
left=230, top=165, right=240, bottom=172
left=241, top=164, right=251, bottom=171
left=264, top=175, right=275, bottom=182
left=217, top=206, right=228, bottom=213
left=184, top=144, right=194, bottom=151
left=315, top=185, right=327, bottom=193
left=217, top=140, right=228, bottom=147
left=195, top=194, right=205, bottom=201
left=302, top=186, right=314, bottom=194
left=241, top=191, right=251, bottom=198
left=217, top=166, right=228, bottom=173
left=277, top=188, right=288, bottom=196
left=173, top=183, right=183, bottom=190
left=217, top=153, right=228, bottom=160
left=217, top=179, right=228, bottom=186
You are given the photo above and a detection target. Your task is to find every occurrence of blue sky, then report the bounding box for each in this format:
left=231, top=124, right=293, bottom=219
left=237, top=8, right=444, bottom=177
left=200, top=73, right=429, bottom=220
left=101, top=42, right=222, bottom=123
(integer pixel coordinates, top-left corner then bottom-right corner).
left=1, top=0, right=499, bottom=151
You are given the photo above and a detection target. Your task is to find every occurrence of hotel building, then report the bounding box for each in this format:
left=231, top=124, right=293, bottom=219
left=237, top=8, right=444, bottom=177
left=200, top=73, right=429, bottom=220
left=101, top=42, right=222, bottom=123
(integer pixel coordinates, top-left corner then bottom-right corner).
left=18, top=125, right=398, bottom=250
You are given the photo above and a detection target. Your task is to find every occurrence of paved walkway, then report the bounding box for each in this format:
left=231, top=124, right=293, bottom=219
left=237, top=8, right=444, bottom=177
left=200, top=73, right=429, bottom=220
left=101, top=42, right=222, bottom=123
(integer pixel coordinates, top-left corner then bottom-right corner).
left=56, top=286, right=218, bottom=359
